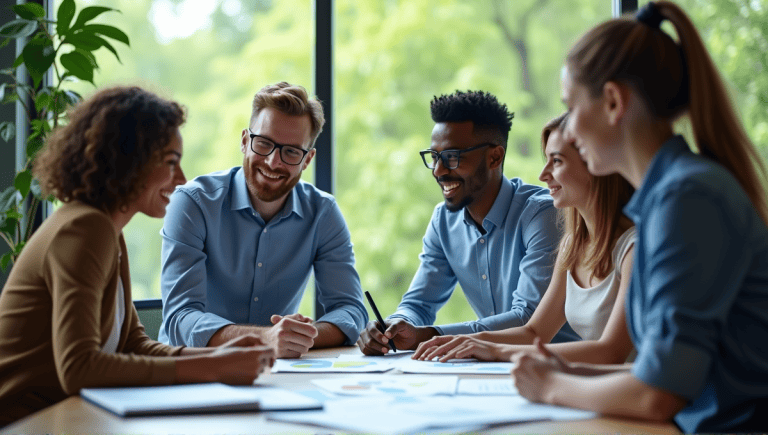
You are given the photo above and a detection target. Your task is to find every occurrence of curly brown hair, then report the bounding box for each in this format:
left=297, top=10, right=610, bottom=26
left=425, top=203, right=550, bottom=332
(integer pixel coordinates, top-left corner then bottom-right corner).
left=34, top=86, right=185, bottom=213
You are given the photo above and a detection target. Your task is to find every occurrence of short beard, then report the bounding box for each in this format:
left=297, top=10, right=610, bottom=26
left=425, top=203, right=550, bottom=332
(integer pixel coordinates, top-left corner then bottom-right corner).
left=445, top=196, right=472, bottom=212
left=245, top=165, right=302, bottom=203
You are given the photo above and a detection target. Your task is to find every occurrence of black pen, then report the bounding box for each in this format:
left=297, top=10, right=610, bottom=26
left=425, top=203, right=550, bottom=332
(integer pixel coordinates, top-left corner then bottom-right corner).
left=364, top=291, right=397, bottom=353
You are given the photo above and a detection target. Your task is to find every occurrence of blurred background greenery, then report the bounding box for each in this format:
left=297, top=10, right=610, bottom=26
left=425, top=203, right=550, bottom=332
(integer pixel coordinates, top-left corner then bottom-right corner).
left=58, top=0, right=768, bottom=325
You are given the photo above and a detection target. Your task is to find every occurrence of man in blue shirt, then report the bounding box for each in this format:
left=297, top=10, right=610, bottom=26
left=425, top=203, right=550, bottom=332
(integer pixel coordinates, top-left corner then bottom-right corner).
left=159, top=82, right=367, bottom=358
left=357, top=90, right=574, bottom=355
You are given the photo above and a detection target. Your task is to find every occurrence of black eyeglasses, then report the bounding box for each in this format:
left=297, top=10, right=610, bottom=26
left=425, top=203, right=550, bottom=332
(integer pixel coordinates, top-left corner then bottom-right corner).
left=248, top=129, right=309, bottom=165
left=419, top=143, right=494, bottom=170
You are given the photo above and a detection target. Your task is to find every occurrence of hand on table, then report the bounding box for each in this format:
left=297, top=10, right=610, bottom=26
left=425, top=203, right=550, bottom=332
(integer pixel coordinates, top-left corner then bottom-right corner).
left=356, top=318, right=437, bottom=355
left=413, top=335, right=506, bottom=362
left=265, top=313, right=318, bottom=358
left=510, top=337, right=567, bottom=403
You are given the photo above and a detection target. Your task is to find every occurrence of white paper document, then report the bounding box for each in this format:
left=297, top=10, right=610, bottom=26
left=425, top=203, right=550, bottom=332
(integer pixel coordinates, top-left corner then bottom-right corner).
left=268, top=395, right=597, bottom=434
left=311, top=374, right=458, bottom=396
left=457, top=378, right=520, bottom=395
left=271, top=356, right=394, bottom=373
left=396, top=357, right=514, bottom=375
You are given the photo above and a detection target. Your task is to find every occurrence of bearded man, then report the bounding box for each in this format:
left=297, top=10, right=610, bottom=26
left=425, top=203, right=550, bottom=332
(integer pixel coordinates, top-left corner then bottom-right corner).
left=160, top=82, right=367, bottom=358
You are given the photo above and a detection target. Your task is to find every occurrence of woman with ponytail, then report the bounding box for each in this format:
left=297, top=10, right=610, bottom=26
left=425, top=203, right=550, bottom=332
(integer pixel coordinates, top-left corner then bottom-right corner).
left=510, top=2, right=768, bottom=432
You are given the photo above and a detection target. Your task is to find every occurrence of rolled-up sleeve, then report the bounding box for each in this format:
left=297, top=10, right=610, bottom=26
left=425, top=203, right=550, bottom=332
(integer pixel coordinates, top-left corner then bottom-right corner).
left=313, top=200, right=369, bottom=344
left=160, top=190, right=233, bottom=347
left=631, top=187, right=747, bottom=399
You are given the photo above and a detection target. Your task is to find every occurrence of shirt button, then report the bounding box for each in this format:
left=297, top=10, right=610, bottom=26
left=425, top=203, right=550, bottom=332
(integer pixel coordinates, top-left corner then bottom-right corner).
left=482, top=274, right=487, bottom=280
left=479, top=239, right=485, bottom=244
left=254, top=297, right=259, bottom=302
left=263, top=229, right=267, bottom=233
left=258, top=262, right=263, bottom=267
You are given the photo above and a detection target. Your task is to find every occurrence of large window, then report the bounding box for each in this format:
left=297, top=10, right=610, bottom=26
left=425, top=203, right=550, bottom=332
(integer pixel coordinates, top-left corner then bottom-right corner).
left=54, top=0, right=767, bottom=326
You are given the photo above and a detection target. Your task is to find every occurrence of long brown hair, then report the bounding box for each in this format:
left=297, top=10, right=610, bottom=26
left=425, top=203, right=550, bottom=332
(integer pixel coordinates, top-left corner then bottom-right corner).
left=566, top=0, right=768, bottom=225
left=542, top=114, right=634, bottom=280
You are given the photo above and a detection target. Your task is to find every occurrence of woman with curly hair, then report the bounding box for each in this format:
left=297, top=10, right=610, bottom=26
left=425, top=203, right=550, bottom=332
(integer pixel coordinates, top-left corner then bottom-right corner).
left=0, top=86, right=274, bottom=426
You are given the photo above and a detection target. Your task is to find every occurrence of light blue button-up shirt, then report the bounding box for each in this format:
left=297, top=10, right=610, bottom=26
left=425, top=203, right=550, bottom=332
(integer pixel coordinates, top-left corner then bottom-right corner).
left=625, top=136, right=768, bottom=432
left=391, top=177, right=577, bottom=340
left=158, top=167, right=368, bottom=347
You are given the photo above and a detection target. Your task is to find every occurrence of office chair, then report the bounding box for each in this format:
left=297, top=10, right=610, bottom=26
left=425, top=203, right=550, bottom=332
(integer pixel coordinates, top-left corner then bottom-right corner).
left=133, top=299, right=163, bottom=341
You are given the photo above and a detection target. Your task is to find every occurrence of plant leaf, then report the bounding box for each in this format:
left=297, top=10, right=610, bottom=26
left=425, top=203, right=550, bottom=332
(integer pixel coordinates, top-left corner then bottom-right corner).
left=0, top=186, right=21, bottom=212
left=81, top=24, right=129, bottom=46
left=1, top=252, right=12, bottom=272
left=86, top=33, right=120, bottom=63
left=0, top=38, right=9, bottom=49
left=70, top=6, right=115, bottom=33
left=0, top=19, right=38, bottom=39
left=63, top=32, right=103, bottom=51
left=12, top=4, right=46, bottom=20
left=0, top=121, right=15, bottom=142
left=12, top=53, right=23, bottom=68
left=34, top=91, right=52, bottom=113
left=14, top=171, right=32, bottom=199
left=26, top=135, right=45, bottom=159
left=57, top=0, right=76, bottom=36
left=60, top=50, right=94, bottom=84
left=21, top=38, right=55, bottom=88
left=5, top=210, right=22, bottom=220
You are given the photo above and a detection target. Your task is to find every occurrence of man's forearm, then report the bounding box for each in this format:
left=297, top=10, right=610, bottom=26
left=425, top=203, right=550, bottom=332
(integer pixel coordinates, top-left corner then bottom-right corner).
left=312, top=322, right=346, bottom=348
left=207, top=324, right=268, bottom=347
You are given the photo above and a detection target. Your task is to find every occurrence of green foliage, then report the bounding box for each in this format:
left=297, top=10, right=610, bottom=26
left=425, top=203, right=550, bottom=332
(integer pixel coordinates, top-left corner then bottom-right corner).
left=59, top=0, right=768, bottom=329
left=0, top=0, right=129, bottom=272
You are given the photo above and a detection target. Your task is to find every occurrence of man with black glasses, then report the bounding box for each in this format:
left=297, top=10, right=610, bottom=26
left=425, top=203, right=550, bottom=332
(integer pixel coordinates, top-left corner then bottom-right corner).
left=357, top=90, right=575, bottom=355
left=160, top=82, right=367, bottom=358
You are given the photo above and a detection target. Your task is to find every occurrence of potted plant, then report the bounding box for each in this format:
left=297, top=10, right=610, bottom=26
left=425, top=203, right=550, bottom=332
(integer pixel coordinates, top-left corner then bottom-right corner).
left=0, top=0, right=129, bottom=271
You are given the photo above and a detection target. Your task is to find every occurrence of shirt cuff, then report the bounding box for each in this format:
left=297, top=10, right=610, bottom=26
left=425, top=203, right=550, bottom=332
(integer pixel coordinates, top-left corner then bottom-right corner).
left=632, top=336, right=713, bottom=400
left=316, top=312, right=360, bottom=345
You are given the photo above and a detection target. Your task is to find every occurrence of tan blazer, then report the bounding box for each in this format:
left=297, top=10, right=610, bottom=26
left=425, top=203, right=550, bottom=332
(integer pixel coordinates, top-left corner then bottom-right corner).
left=0, top=202, right=183, bottom=425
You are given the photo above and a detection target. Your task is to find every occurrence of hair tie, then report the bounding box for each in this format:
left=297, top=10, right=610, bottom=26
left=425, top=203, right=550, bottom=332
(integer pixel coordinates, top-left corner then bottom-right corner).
left=636, top=2, right=664, bottom=29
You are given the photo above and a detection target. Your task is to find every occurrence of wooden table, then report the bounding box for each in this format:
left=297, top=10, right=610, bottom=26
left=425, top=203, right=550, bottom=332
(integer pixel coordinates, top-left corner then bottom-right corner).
left=1, top=347, right=679, bottom=434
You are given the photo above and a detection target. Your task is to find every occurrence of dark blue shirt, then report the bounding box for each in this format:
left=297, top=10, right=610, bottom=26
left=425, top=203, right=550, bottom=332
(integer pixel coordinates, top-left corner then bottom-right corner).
left=624, top=136, right=768, bottom=432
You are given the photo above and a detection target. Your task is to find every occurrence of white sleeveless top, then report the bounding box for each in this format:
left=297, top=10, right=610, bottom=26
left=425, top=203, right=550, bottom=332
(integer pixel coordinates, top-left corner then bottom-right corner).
left=563, top=227, right=636, bottom=341
left=102, top=276, right=126, bottom=354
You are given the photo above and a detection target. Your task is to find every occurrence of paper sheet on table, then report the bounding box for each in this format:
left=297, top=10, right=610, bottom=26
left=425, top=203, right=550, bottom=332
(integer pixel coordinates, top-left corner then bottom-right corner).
left=267, top=395, right=597, bottom=434
left=396, top=357, right=514, bottom=374
left=457, top=378, right=519, bottom=395
left=271, top=356, right=394, bottom=373
left=311, top=374, right=458, bottom=396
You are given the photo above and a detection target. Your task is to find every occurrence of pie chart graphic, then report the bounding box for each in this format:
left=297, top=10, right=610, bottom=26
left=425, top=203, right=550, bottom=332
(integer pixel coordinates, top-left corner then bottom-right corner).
left=331, top=361, right=375, bottom=368
left=290, top=359, right=333, bottom=369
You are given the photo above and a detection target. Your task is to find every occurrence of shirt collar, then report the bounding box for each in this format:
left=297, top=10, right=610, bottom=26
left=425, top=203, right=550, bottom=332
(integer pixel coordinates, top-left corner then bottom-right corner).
left=462, top=177, right=512, bottom=230
left=624, top=134, right=689, bottom=222
left=230, top=168, right=304, bottom=220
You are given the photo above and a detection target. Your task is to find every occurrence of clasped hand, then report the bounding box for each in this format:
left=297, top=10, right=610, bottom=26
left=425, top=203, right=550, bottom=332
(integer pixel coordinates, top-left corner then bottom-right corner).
left=356, top=318, right=435, bottom=355
left=265, top=313, right=318, bottom=358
